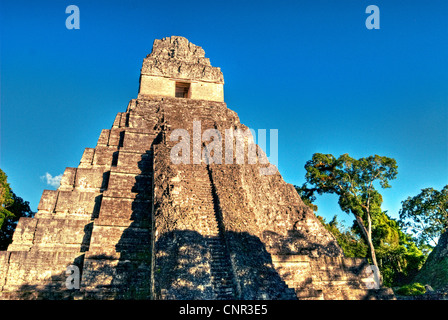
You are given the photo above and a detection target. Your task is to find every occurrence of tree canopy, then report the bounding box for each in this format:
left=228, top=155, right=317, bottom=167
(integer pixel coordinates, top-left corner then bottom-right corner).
left=317, top=212, right=427, bottom=287
left=0, top=169, right=15, bottom=230
left=299, top=153, right=398, bottom=273
left=317, top=215, right=368, bottom=258
left=0, top=169, right=34, bottom=250
left=370, top=212, right=427, bottom=286
left=399, top=185, right=448, bottom=247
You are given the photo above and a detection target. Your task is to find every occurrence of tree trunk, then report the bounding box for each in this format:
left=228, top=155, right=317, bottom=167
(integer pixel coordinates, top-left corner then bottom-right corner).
left=367, top=233, right=379, bottom=269
left=354, top=215, right=381, bottom=286
left=365, top=211, right=379, bottom=269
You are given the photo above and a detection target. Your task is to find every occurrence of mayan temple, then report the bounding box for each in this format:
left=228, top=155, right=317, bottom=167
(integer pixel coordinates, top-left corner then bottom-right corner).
left=0, top=36, right=395, bottom=300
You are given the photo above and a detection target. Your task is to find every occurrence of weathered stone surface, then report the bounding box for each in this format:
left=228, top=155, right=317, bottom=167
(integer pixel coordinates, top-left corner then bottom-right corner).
left=142, top=36, right=224, bottom=84
left=79, top=148, right=95, bottom=168
left=7, top=218, right=91, bottom=252
left=0, top=251, right=84, bottom=299
left=36, top=190, right=58, bottom=213
left=0, top=36, right=394, bottom=300
left=139, top=36, right=224, bottom=101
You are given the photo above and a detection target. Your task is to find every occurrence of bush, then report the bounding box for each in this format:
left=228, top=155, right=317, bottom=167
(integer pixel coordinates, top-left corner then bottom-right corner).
left=395, top=283, right=426, bottom=296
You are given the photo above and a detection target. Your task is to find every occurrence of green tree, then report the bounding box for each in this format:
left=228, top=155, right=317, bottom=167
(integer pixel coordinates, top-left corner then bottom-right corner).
left=295, top=185, right=318, bottom=213
left=318, top=215, right=368, bottom=258
left=0, top=169, right=14, bottom=230
left=316, top=212, right=427, bottom=287
left=370, top=212, right=426, bottom=286
left=399, top=185, right=448, bottom=247
left=299, top=153, right=398, bottom=276
left=0, top=169, right=34, bottom=250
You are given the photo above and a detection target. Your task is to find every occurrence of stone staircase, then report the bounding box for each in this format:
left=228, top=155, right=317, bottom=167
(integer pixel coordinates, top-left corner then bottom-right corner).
left=191, top=167, right=238, bottom=300
left=206, top=236, right=237, bottom=299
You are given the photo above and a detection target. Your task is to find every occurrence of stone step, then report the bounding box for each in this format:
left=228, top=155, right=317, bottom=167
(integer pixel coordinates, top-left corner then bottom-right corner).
left=322, top=288, right=396, bottom=300
left=210, top=255, right=228, bottom=260
left=214, top=287, right=235, bottom=294
left=211, top=269, right=234, bottom=275
left=209, top=247, right=227, bottom=252
left=295, top=289, right=325, bottom=300
left=215, top=286, right=234, bottom=292
left=199, top=229, right=219, bottom=233
left=210, top=263, right=233, bottom=269
left=189, top=169, right=236, bottom=300
left=212, top=272, right=234, bottom=277
left=210, top=252, right=230, bottom=258
left=212, top=279, right=234, bottom=285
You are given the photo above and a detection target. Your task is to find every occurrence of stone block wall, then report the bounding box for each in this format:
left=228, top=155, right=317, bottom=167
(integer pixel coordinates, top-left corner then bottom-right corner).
left=272, top=255, right=396, bottom=300
left=139, top=36, right=224, bottom=102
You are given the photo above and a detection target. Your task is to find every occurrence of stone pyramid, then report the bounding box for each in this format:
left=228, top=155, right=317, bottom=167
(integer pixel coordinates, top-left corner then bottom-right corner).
left=0, top=36, right=395, bottom=300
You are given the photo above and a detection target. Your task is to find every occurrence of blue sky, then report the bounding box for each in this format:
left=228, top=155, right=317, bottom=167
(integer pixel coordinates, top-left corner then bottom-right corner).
left=1, top=0, right=447, bottom=227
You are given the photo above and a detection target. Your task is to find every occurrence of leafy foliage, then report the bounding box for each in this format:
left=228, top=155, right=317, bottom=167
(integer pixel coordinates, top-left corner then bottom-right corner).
left=0, top=169, right=15, bottom=230
left=299, top=153, right=398, bottom=269
left=370, top=212, right=427, bottom=286
left=399, top=185, right=448, bottom=247
left=295, top=185, right=318, bottom=213
left=296, top=154, right=435, bottom=287
left=317, top=215, right=368, bottom=258
left=0, top=169, right=34, bottom=250
left=316, top=212, right=427, bottom=287
left=395, top=283, right=426, bottom=296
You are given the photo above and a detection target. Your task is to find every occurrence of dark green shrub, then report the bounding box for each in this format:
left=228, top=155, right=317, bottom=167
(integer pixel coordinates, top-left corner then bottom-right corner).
left=395, top=283, right=426, bottom=296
